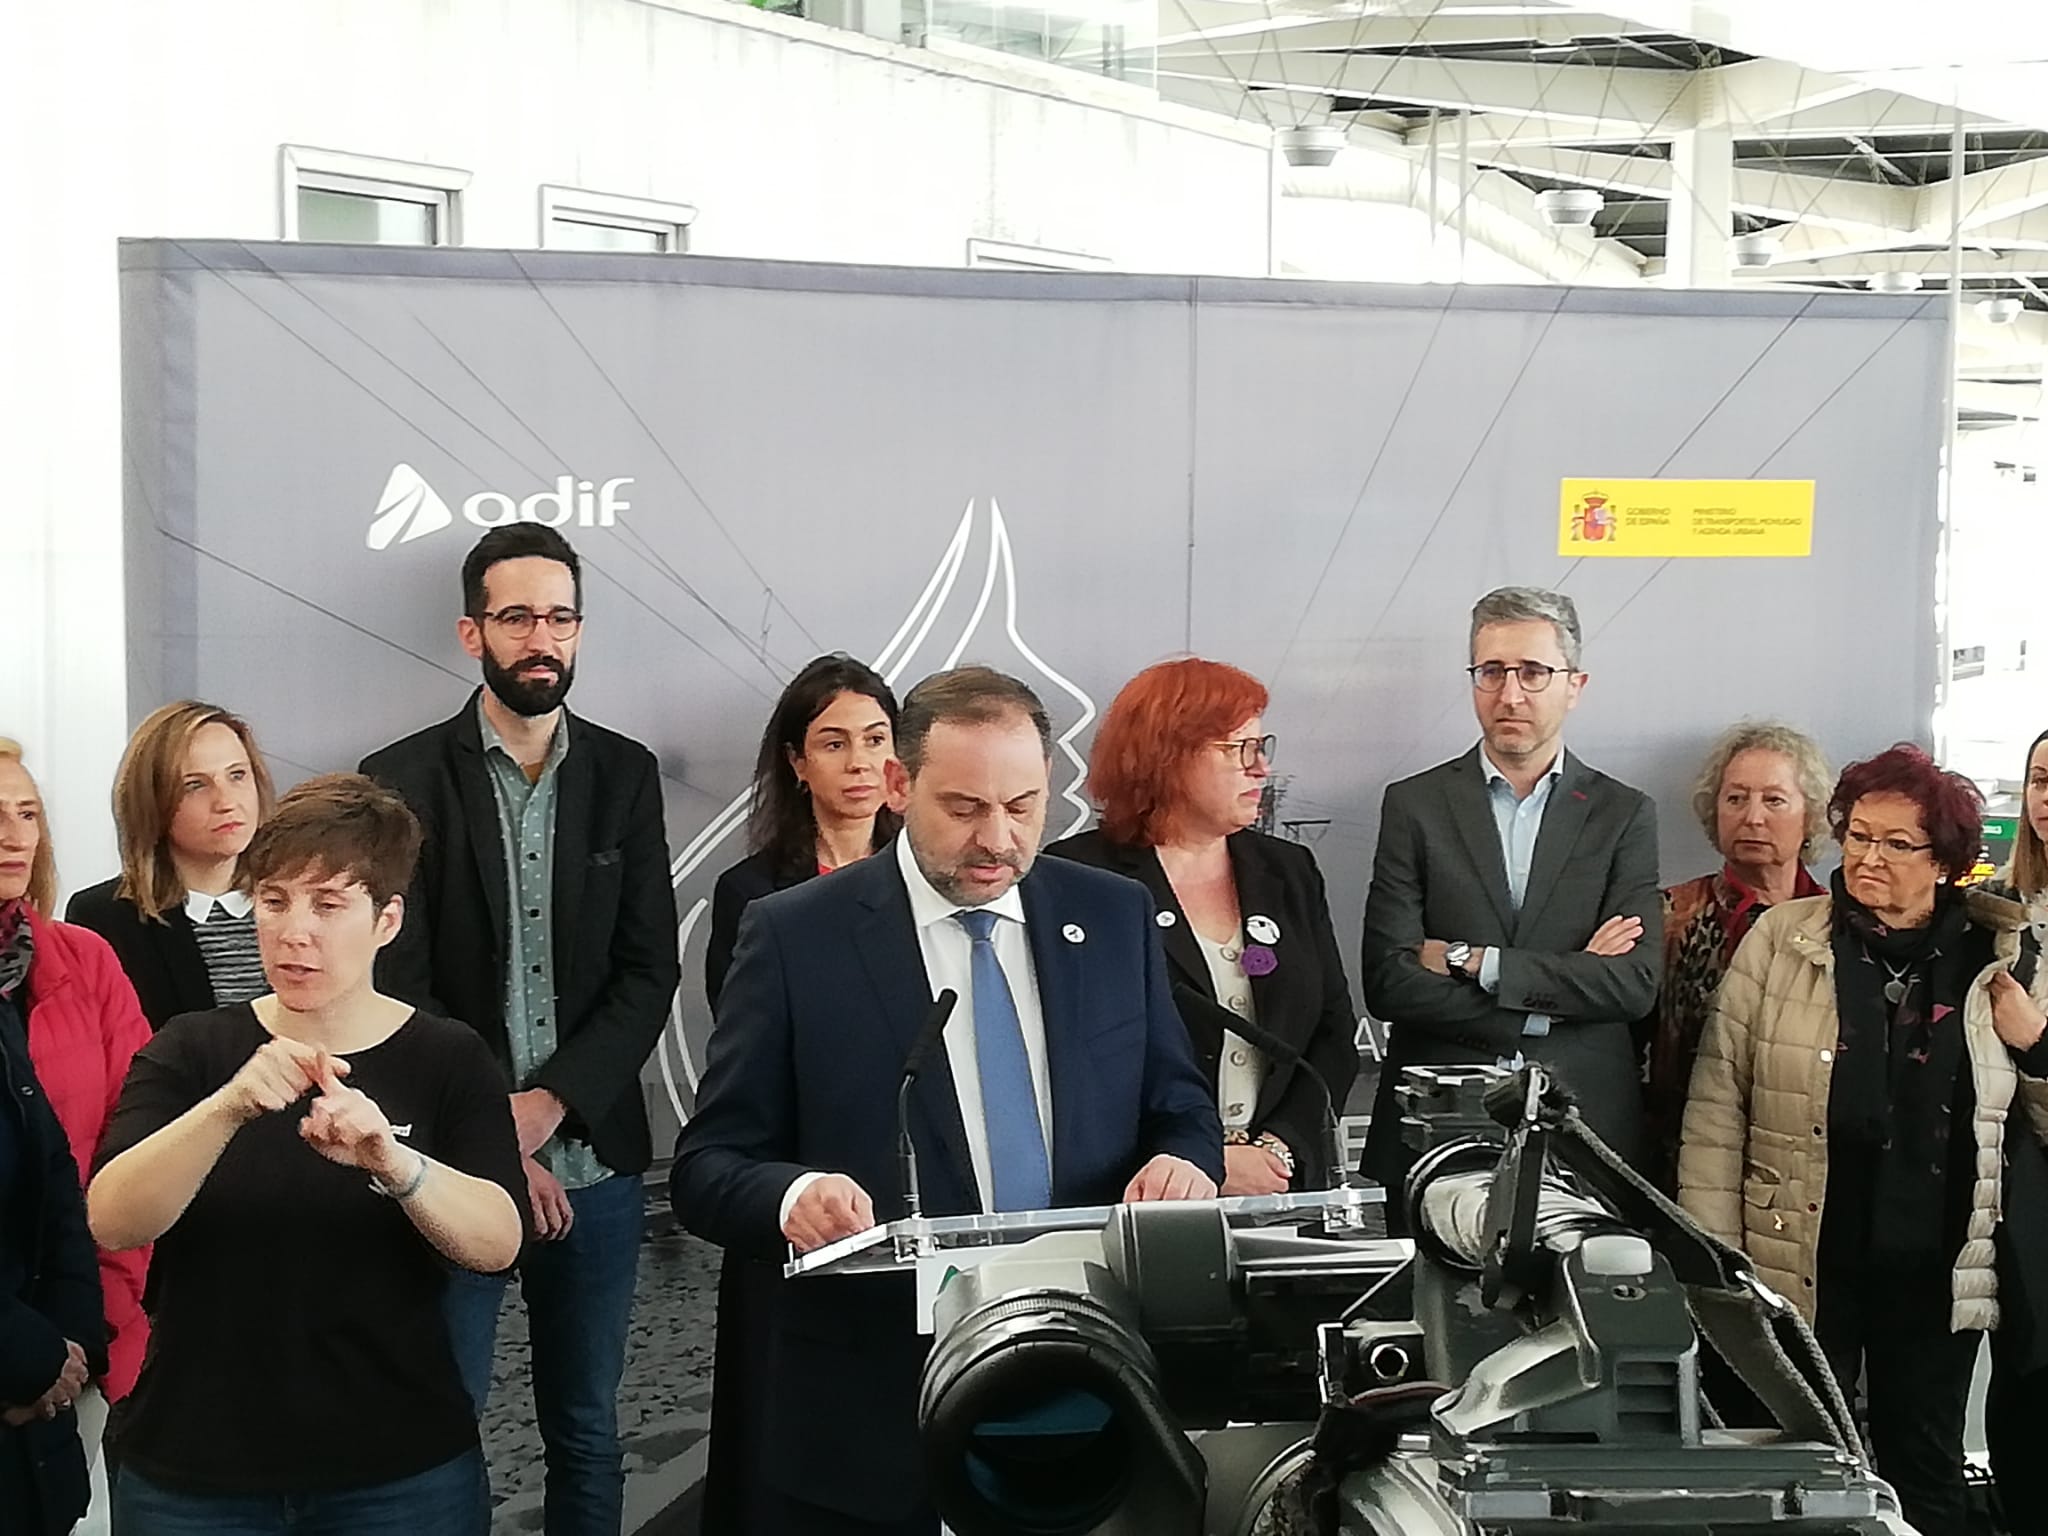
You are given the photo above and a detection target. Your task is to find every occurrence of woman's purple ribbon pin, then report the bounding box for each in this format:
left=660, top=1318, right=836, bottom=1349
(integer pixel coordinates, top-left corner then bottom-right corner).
left=1242, top=945, right=1278, bottom=977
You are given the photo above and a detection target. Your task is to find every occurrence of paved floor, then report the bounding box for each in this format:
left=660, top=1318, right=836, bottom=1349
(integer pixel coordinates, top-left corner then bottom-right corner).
left=481, top=1215, right=721, bottom=1536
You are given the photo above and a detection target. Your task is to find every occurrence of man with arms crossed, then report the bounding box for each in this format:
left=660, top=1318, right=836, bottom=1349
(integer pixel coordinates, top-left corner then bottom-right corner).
left=1360, top=586, right=1660, bottom=1192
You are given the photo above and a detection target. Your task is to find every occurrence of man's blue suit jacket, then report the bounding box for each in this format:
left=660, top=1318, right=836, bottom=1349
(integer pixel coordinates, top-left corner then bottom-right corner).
left=670, top=842, right=1224, bottom=1529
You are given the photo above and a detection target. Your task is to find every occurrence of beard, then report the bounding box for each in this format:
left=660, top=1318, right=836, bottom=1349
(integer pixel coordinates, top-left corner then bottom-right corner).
left=482, top=649, right=575, bottom=717
left=912, top=841, right=1031, bottom=907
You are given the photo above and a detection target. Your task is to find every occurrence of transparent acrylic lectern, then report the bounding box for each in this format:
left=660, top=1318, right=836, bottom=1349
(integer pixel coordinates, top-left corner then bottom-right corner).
left=784, top=1184, right=1390, bottom=1332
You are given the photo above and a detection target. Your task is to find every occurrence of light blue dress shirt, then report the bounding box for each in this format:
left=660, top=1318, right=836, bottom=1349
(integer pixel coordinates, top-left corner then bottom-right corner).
left=1475, top=750, right=1565, bottom=1039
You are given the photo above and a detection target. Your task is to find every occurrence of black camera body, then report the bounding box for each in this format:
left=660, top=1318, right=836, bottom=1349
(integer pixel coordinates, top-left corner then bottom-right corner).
left=916, top=1065, right=1913, bottom=1535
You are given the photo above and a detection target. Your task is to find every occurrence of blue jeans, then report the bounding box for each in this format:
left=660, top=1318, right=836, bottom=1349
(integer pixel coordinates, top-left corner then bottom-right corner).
left=111, top=1449, right=487, bottom=1536
left=443, top=1171, right=643, bottom=1536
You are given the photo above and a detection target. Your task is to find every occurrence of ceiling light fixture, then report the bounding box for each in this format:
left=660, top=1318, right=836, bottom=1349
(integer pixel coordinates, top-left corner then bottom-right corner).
left=1866, top=270, right=1924, bottom=294
left=1977, top=295, right=2024, bottom=325
left=1534, top=187, right=1603, bottom=229
left=1277, top=125, right=1346, bottom=168
left=1731, top=230, right=1781, bottom=269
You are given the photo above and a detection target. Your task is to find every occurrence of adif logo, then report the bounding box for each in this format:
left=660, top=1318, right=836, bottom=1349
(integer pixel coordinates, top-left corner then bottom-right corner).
left=366, top=464, right=631, bottom=551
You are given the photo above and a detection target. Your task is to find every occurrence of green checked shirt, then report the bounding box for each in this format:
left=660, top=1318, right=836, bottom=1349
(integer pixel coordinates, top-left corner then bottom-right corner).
left=478, top=696, right=610, bottom=1190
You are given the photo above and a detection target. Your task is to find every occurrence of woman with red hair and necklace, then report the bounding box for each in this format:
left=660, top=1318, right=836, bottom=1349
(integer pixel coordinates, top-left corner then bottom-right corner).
left=1047, top=658, right=1357, bottom=1191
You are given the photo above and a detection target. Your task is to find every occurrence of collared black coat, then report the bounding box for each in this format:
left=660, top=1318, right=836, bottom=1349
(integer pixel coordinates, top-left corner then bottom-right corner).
left=360, top=691, right=680, bottom=1175
left=64, top=881, right=214, bottom=1032
left=1044, top=826, right=1361, bottom=1188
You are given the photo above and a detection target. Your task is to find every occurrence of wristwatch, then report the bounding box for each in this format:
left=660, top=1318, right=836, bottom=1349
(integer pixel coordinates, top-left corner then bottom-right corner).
left=1444, top=941, right=1474, bottom=978
left=1253, top=1132, right=1297, bottom=1181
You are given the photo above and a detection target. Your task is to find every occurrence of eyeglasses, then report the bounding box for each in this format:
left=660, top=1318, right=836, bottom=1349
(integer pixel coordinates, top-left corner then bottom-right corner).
left=1468, top=662, right=1571, bottom=693
left=1213, top=735, right=1276, bottom=770
left=1841, top=829, right=1934, bottom=863
left=480, top=606, right=584, bottom=640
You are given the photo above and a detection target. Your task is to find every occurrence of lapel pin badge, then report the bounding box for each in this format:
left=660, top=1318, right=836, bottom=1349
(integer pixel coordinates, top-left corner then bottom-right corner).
left=1242, top=945, right=1278, bottom=977
left=1246, top=915, right=1280, bottom=946
left=1062, top=923, right=1086, bottom=944
left=1156, top=910, right=1177, bottom=928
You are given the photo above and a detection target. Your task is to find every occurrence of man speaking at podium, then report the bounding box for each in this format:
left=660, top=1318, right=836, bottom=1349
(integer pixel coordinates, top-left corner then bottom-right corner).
left=672, top=665, right=1223, bottom=1535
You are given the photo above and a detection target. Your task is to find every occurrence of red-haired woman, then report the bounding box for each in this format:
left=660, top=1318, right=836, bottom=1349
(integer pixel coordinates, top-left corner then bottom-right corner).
left=1046, top=659, right=1357, bottom=1192
left=1679, top=744, right=2048, bottom=1536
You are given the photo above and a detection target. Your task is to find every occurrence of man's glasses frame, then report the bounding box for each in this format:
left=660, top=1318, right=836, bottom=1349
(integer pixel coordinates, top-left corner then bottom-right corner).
left=479, top=606, right=584, bottom=641
left=1467, top=662, right=1572, bottom=693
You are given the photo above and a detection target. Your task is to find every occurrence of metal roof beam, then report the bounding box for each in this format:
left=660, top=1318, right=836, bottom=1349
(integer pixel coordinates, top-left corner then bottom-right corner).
left=1697, top=58, right=1872, bottom=128
left=1736, top=249, right=2048, bottom=278
left=1476, top=145, right=1917, bottom=229
left=1158, top=14, right=1657, bottom=54
left=1160, top=52, right=1689, bottom=127
left=1910, top=156, right=2048, bottom=234
left=1733, top=89, right=2003, bottom=140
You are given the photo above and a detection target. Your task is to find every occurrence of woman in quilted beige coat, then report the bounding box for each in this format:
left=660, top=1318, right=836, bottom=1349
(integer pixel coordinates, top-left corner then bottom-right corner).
left=1678, top=745, right=2048, bottom=1536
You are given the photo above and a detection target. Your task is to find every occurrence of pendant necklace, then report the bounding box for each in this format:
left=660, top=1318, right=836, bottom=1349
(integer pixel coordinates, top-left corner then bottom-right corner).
left=1882, top=960, right=1913, bottom=1005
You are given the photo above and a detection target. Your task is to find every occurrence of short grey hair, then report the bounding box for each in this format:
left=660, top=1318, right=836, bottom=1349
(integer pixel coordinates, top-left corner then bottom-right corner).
left=1469, top=587, right=1583, bottom=672
left=1689, top=720, right=1832, bottom=862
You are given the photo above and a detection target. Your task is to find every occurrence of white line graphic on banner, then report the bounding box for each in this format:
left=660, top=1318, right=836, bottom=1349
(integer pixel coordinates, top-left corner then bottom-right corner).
left=652, top=498, right=1098, bottom=1127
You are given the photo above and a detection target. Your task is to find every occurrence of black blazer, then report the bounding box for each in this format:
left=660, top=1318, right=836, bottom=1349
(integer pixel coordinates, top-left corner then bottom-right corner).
left=1359, top=746, right=1661, bottom=1181
left=64, top=880, right=214, bottom=1033
left=704, top=851, right=810, bottom=1014
left=1044, top=827, right=1360, bottom=1187
left=360, top=691, right=681, bottom=1176
left=671, top=846, right=1222, bottom=1527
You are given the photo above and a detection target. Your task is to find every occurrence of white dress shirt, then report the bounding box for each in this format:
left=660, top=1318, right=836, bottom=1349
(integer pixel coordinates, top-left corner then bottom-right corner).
left=778, top=836, right=1056, bottom=1227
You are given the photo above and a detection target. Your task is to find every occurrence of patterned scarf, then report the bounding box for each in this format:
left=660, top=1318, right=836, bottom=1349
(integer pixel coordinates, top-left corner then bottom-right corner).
left=1828, top=870, right=1975, bottom=1262
left=0, top=898, right=33, bottom=1001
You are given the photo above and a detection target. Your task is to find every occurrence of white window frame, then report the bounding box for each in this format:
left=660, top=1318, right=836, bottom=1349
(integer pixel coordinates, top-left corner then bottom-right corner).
left=540, top=186, right=698, bottom=253
left=280, top=145, right=471, bottom=245
left=965, top=237, right=1111, bottom=272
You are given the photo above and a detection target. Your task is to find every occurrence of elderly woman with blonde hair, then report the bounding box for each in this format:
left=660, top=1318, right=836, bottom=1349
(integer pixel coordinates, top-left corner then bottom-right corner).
left=1638, top=721, right=1830, bottom=1193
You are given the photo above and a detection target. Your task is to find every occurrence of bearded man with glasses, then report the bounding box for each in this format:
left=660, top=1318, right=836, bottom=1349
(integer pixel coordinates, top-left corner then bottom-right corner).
left=1359, top=586, right=1662, bottom=1199
left=360, top=523, right=680, bottom=1536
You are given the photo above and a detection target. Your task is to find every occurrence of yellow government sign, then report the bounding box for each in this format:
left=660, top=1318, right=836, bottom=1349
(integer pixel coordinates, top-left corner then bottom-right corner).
left=1558, top=478, right=1815, bottom=557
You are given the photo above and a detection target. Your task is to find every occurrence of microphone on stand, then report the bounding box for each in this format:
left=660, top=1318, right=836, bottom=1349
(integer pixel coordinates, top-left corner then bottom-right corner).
left=896, top=989, right=960, bottom=1219
left=1194, top=995, right=1354, bottom=1192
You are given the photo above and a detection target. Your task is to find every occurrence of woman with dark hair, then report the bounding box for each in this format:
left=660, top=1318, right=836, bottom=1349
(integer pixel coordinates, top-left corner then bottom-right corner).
left=67, top=700, right=278, bottom=1031
left=1045, top=657, right=1357, bottom=1191
left=704, top=654, right=901, bottom=1008
left=698, top=653, right=898, bottom=1535
left=1679, top=744, right=2048, bottom=1536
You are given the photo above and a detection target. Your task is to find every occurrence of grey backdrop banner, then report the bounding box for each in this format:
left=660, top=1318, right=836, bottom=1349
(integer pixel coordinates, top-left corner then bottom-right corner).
left=119, top=239, right=1946, bottom=1145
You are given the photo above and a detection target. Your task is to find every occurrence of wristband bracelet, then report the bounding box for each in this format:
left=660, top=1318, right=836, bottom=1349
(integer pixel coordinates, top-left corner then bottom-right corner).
left=371, top=1151, right=429, bottom=1202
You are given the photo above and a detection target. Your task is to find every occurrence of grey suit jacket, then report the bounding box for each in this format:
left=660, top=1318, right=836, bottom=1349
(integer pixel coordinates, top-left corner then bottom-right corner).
left=1360, top=745, right=1661, bottom=1177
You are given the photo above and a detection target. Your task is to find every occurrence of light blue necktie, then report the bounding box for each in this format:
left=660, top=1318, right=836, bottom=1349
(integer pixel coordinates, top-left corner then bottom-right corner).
left=954, top=909, right=1051, bottom=1212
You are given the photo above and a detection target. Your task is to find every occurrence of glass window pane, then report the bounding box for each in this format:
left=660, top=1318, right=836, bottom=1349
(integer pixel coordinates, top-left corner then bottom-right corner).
left=550, top=218, right=668, bottom=253
left=297, top=187, right=436, bottom=245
